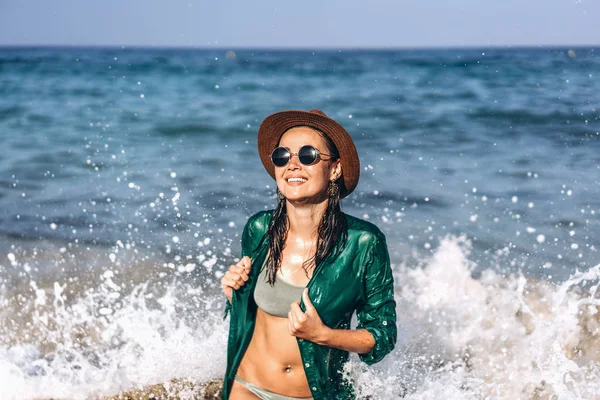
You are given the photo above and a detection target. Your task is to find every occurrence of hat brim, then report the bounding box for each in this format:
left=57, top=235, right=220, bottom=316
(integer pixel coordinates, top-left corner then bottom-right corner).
left=257, top=110, right=360, bottom=199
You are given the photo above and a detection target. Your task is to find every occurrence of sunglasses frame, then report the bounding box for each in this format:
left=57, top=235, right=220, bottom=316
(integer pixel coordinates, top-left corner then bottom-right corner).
left=270, top=145, right=332, bottom=167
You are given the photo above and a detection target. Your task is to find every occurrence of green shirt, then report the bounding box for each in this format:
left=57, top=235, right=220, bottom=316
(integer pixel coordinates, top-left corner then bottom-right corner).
left=223, top=210, right=397, bottom=400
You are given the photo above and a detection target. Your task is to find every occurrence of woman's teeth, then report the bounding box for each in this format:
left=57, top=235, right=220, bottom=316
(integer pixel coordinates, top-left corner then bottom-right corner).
left=287, top=178, right=307, bottom=183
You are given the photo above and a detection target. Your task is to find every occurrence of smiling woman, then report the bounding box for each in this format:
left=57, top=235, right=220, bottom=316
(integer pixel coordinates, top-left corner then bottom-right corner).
left=275, top=127, right=341, bottom=209
left=220, top=109, right=397, bottom=400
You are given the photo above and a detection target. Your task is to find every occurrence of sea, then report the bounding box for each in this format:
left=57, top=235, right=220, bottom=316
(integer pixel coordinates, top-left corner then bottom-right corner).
left=0, top=46, right=598, bottom=399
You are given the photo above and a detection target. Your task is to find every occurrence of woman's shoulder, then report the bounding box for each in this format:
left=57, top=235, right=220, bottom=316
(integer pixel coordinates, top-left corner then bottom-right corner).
left=243, top=210, right=273, bottom=235
left=240, top=210, right=273, bottom=252
left=343, top=212, right=386, bottom=244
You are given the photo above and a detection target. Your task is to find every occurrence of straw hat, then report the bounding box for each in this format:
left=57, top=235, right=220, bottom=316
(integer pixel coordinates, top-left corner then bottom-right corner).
left=257, top=109, right=360, bottom=198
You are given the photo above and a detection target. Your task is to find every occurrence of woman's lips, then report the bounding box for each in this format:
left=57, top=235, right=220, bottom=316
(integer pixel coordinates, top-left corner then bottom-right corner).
left=286, top=177, right=307, bottom=186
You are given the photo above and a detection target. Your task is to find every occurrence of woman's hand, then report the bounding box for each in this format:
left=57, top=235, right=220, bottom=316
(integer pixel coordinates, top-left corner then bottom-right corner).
left=221, top=256, right=252, bottom=303
left=289, top=288, right=376, bottom=353
left=288, top=288, right=330, bottom=343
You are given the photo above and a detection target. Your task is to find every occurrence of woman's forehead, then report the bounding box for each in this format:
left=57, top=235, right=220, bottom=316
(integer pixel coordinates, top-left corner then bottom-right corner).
left=279, top=126, right=327, bottom=148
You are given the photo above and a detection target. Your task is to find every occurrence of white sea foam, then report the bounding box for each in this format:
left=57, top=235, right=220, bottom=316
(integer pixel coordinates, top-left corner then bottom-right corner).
left=0, top=236, right=598, bottom=399
left=349, top=235, right=600, bottom=399
left=0, top=268, right=228, bottom=399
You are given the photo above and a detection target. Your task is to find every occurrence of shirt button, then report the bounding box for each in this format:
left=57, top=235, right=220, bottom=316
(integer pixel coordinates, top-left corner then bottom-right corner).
left=305, top=363, right=310, bottom=367
left=299, top=338, right=304, bottom=342
left=382, top=321, right=388, bottom=326
left=312, top=387, right=317, bottom=391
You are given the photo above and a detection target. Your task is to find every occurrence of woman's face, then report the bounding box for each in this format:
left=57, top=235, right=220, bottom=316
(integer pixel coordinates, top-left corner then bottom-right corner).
left=275, top=127, right=341, bottom=204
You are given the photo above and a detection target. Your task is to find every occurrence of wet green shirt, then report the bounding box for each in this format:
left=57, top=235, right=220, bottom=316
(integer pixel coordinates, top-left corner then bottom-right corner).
left=223, top=211, right=397, bottom=400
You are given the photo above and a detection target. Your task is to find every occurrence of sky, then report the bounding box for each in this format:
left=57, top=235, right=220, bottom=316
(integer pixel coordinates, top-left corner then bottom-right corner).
left=0, top=0, right=598, bottom=48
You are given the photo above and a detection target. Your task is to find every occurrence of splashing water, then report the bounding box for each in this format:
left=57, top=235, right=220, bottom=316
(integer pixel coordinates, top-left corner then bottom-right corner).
left=0, top=261, right=229, bottom=399
left=350, top=236, right=600, bottom=399
left=1, top=236, right=599, bottom=399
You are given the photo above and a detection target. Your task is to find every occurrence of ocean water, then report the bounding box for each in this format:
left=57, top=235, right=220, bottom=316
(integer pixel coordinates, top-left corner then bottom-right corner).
left=0, top=47, right=599, bottom=399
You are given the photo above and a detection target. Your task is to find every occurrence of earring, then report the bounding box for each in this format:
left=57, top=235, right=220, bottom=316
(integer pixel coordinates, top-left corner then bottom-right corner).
left=328, top=180, right=339, bottom=198
left=278, top=190, right=285, bottom=200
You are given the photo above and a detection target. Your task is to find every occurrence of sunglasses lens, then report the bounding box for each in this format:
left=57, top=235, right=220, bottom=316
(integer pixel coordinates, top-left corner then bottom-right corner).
left=298, top=145, right=318, bottom=165
left=271, top=147, right=290, bottom=167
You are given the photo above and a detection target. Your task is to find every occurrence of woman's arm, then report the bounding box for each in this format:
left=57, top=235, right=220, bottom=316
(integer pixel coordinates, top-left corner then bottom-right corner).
left=354, top=232, right=397, bottom=364
left=316, top=327, right=375, bottom=355
left=288, top=288, right=375, bottom=355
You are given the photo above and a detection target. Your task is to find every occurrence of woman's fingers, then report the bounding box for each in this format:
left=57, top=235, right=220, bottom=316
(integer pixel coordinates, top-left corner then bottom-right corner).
left=302, top=288, right=314, bottom=311
left=288, top=308, right=299, bottom=334
left=229, top=265, right=249, bottom=281
left=290, top=301, right=303, bottom=318
left=289, top=301, right=308, bottom=333
left=239, top=256, right=252, bottom=273
left=221, top=259, right=252, bottom=298
left=238, top=268, right=249, bottom=282
left=221, top=274, right=240, bottom=290
left=227, top=271, right=244, bottom=287
left=233, top=269, right=249, bottom=284
left=222, top=257, right=253, bottom=300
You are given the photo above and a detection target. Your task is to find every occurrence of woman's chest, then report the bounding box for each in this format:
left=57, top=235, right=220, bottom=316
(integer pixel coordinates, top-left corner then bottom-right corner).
left=251, top=238, right=366, bottom=327
left=278, top=239, right=315, bottom=286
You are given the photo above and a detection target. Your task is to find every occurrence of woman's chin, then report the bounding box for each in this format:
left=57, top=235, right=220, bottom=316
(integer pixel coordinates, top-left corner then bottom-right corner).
left=285, top=193, right=328, bottom=205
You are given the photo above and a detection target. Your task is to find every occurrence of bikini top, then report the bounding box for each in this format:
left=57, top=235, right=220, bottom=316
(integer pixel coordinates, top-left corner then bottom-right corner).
left=253, top=260, right=305, bottom=318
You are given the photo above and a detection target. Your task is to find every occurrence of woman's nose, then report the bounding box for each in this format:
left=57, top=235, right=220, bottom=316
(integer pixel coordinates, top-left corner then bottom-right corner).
left=287, top=154, right=302, bottom=169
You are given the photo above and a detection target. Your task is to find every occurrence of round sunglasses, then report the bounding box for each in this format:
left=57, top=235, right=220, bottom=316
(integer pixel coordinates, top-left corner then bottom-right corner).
left=270, top=145, right=332, bottom=167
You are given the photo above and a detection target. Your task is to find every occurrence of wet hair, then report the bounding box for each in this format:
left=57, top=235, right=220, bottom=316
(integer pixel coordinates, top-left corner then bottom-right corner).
left=264, top=126, right=348, bottom=284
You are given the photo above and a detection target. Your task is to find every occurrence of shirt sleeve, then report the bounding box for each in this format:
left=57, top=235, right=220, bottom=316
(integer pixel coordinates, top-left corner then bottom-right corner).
left=356, top=232, right=397, bottom=365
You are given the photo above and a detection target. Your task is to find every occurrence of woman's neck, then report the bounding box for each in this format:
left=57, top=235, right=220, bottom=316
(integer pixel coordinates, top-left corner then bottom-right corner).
left=285, top=200, right=328, bottom=241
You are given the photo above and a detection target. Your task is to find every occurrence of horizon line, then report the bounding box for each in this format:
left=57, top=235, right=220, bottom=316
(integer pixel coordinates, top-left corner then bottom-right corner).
left=0, top=43, right=598, bottom=52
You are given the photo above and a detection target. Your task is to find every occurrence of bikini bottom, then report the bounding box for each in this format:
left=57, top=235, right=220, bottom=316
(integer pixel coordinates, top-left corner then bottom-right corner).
left=234, top=375, right=314, bottom=400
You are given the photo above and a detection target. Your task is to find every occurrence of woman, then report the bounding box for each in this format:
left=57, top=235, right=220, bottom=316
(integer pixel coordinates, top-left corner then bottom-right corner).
left=221, top=109, right=397, bottom=400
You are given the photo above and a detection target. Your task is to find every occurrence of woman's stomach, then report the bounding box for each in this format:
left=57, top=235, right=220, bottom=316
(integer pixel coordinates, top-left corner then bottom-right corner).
left=236, top=307, right=312, bottom=397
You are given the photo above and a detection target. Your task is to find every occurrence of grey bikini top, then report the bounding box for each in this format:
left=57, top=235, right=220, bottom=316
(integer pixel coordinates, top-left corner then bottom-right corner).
left=254, top=260, right=305, bottom=318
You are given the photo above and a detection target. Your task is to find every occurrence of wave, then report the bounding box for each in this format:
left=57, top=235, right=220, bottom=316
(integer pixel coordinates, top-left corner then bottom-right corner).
left=0, top=105, right=27, bottom=122
left=0, top=235, right=598, bottom=399
left=471, top=108, right=592, bottom=127
left=350, top=236, right=600, bottom=399
left=352, top=191, right=451, bottom=209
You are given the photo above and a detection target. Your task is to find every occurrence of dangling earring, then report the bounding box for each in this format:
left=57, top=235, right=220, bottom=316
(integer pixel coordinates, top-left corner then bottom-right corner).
left=278, top=190, right=285, bottom=200
left=328, top=180, right=339, bottom=198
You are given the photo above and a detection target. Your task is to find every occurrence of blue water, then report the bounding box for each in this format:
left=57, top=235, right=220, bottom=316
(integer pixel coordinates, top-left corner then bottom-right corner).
left=0, top=47, right=599, bottom=399
left=1, top=47, right=598, bottom=280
